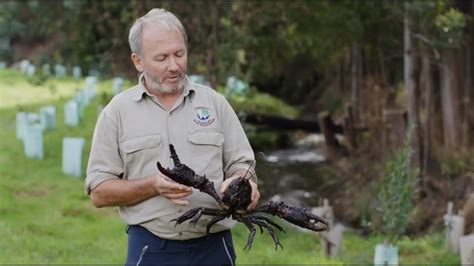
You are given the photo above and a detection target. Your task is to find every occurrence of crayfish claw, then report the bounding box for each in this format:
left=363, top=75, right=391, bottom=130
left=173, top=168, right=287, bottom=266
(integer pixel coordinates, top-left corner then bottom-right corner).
left=256, top=201, right=329, bottom=232
left=156, top=161, right=167, bottom=174
left=306, top=214, right=329, bottom=231
left=169, top=144, right=181, bottom=166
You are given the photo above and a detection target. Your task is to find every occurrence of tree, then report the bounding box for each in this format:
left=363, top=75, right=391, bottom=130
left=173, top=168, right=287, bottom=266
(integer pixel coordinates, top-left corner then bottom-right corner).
left=404, top=2, right=422, bottom=168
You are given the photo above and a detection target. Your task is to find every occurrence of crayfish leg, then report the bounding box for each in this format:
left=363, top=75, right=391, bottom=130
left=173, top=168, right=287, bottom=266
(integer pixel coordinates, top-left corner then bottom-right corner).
left=238, top=216, right=257, bottom=251
left=170, top=208, right=202, bottom=226
left=205, top=214, right=229, bottom=235
left=171, top=207, right=225, bottom=227
left=248, top=215, right=284, bottom=250
left=248, top=213, right=285, bottom=233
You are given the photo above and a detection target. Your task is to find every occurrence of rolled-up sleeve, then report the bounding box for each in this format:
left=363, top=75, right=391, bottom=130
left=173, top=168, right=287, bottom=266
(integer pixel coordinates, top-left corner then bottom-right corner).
left=219, top=97, right=257, bottom=181
left=85, top=107, right=123, bottom=194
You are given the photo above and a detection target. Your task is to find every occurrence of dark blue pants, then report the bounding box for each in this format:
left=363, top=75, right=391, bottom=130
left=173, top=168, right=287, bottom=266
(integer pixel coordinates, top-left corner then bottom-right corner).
left=125, top=225, right=236, bottom=265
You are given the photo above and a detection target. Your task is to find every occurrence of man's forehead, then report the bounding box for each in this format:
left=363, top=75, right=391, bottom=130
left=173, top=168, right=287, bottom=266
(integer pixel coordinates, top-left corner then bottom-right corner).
left=143, top=20, right=181, bottom=36
left=142, top=23, right=184, bottom=44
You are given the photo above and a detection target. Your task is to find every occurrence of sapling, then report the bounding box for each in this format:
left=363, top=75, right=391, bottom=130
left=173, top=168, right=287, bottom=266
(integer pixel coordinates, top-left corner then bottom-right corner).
left=377, top=126, right=419, bottom=244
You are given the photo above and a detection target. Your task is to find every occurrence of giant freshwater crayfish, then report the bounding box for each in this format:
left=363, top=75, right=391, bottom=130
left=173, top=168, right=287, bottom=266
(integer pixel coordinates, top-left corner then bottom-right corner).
left=156, top=144, right=328, bottom=250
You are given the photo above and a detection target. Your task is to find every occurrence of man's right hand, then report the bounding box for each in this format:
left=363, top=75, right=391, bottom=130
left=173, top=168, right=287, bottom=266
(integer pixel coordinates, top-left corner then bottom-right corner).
left=151, top=172, right=193, bottom=205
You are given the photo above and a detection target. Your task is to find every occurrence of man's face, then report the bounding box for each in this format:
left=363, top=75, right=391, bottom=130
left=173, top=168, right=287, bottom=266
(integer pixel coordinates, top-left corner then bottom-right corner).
left=132, top=23, right=187, bottom=95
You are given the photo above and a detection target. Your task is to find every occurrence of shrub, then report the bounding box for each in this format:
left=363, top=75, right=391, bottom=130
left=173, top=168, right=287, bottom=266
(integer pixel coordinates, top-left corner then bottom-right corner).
left=377, top=126, right=419, bottom=244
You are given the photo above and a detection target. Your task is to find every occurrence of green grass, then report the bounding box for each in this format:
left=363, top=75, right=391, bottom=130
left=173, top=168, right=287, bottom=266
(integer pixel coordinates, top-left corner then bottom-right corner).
left=234, top=225, right=459, bottom=264
left=0, top=69, right=126, bottom=263
left=0, top=69, right=460, bottom=264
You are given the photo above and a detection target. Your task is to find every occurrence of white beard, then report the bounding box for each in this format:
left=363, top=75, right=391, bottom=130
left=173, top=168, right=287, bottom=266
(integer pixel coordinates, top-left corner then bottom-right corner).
left=144, top=71, right=186, bottom=95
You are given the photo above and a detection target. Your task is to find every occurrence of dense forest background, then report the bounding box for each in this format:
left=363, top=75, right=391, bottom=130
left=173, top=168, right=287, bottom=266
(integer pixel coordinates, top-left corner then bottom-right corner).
left=1, top=0, right=474, bottom=232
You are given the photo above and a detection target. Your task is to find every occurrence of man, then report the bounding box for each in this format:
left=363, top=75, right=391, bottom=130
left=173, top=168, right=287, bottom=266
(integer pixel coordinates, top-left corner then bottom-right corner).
left=85, top=8, right=259, bottom=265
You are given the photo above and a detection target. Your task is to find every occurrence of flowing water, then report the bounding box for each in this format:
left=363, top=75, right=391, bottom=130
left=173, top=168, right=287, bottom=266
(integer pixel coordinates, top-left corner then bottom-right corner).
left=254, top=133, right=340, bottom=208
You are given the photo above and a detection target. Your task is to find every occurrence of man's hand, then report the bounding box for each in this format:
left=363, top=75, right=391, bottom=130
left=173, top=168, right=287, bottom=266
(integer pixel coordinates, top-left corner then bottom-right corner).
left=151, top=172, right=193, bottom=205
left=220, top=175, right=260, bottom=210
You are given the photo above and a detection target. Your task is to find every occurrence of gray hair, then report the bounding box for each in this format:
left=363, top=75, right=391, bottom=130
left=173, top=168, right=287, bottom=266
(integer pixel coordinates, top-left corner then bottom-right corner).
left=128, top=8, right=188, bottom=56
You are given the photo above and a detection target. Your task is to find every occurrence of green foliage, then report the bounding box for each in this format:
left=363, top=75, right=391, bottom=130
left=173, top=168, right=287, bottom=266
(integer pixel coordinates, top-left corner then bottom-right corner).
left=2, top=0, right=469, bottom=111
left=66, top=1, right=136, bottom=74
left=439, top=151, right=474, bottom=178
left=377, top=127, right=419, bottom=244
left=0, top=1, right=71, bottom=66
left=0, top=2, right=62, bottom=42
left=0, top=37, right=12, bottom=62
left=406, top=1, right=467, bottom=52
left=434, top=8, right=467, bottom=48
left=0, top=1, right=403, bottom=104
left=227, top=89, right=299, bottom=119
left=322, top=94, right=343, bottom=115
left=221, top=85, right=298, bottom=150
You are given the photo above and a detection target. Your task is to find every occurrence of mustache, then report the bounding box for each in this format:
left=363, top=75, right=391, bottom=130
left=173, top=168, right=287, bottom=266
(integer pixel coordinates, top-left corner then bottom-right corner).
left=165, top=71, right=185, bottom=80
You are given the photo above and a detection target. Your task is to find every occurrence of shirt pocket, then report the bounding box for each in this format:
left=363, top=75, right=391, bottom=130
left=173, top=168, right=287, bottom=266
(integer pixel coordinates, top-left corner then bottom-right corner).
left=186, top=131, right=224, bottom=178
left=120, top=134, right=162, bottom=176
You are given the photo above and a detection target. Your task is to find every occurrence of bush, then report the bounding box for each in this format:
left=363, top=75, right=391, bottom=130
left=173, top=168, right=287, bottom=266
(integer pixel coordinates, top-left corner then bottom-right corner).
left=377, top=126, right=419, bottom=244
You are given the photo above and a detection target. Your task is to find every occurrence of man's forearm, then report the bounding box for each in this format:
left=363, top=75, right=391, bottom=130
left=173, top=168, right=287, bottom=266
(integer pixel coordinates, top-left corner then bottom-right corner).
left=90, top=176, right=158, bottom=208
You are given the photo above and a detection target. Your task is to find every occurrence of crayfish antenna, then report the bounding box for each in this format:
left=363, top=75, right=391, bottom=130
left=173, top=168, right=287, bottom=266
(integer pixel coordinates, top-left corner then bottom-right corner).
left=169, top=144, right=181, bottom=166
left=243, top=160, right=256, bottom=180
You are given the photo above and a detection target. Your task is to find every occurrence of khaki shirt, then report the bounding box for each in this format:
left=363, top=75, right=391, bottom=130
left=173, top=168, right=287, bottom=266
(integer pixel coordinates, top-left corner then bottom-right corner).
left=85, top=75, right=256, bottom=240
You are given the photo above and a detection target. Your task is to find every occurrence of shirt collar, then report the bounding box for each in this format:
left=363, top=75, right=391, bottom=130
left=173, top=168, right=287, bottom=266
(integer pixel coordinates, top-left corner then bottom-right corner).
left=133, top=74, right=194, bottom=102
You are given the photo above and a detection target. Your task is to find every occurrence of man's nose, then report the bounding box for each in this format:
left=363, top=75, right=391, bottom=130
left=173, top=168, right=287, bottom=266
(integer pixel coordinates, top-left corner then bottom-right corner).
left=167, top=57, right=180, bottom=71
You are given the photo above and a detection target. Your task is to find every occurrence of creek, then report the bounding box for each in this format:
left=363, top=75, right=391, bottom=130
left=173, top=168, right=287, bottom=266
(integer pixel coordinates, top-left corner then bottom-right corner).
left=254, top=133, right=340, bottom=209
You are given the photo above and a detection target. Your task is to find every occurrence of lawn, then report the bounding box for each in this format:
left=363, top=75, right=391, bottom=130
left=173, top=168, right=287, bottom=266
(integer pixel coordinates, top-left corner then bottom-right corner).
left=0, top=69, right=459, bottom=264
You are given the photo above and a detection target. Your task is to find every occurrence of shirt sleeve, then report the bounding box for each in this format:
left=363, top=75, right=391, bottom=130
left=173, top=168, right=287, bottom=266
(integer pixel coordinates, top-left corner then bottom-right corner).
left=219, top=97, right=257, bottom=182
left=85, top=107, right=124, bottom=194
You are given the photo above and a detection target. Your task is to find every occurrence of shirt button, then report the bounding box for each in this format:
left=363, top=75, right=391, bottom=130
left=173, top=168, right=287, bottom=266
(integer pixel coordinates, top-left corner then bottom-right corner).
left=178, top=232, right=183, bottom=236
left=178, top=209, right=182, bottom=214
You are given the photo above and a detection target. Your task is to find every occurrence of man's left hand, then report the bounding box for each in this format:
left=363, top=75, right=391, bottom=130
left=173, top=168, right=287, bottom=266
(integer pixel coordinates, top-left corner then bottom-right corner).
left=220, top=175, right=260, bottom=210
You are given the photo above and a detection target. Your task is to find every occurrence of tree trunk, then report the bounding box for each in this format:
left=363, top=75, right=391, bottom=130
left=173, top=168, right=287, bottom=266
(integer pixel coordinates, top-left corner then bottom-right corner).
left=379, top=51, right=387, bottom=87
left=382, top=108, right=407, bottom=160
left=403, top=5, right=422, bottom=168
left=430, top=63, right=444, bottom=149
left=351, top=43, right=361, bottom=124
left=318, top=111, right=343, bottom=160
left=336, top=59, right=343, bottom=94
left=344, top=50, right=351, bottom=95
left=461, top=41, right=472, bottom=151
left=460, top=1, right=474, bottom=150
left=440, top=50, right=462, bottom=155
left=420, top=48, right=433, bottom=177
left=343, top=104, right=357, bottom=150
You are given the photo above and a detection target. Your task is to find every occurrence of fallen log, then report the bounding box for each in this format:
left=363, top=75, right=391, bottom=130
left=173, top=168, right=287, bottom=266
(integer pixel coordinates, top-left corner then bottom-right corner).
left=240, top=112, right=344, bottom=134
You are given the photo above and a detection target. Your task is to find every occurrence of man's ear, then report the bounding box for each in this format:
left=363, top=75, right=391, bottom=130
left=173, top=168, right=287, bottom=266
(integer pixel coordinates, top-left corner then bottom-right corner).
left=131, top=53, right=144, bottom=72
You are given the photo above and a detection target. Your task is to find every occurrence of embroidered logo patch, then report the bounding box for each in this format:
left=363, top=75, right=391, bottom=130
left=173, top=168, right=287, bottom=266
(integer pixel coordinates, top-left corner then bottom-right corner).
left=194, top=106, right=215, bottom=126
